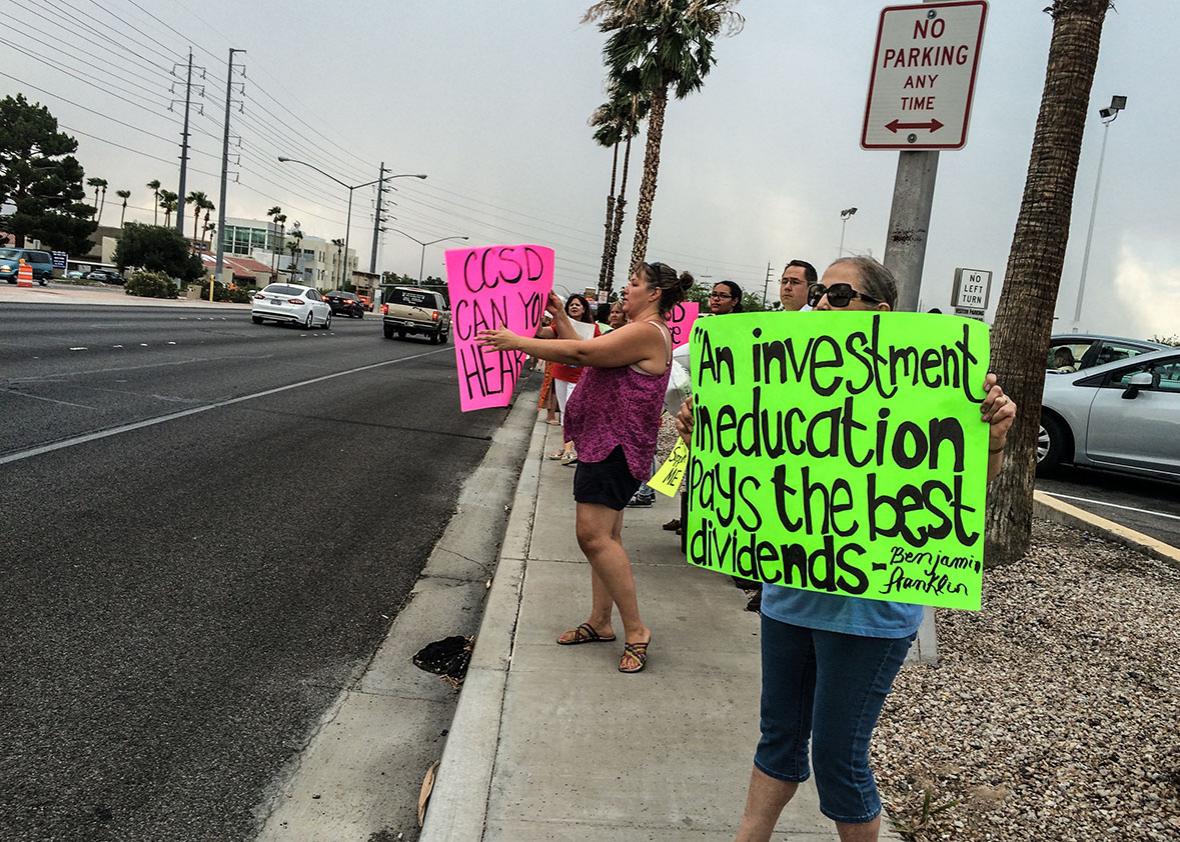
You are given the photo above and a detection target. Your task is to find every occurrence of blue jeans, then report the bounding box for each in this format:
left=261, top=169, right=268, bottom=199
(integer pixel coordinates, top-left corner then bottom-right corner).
left=754, top=615, right=913, bottom=824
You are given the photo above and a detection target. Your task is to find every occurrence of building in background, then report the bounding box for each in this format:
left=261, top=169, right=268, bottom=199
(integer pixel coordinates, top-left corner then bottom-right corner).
left=221, top=218, right=356, bottom=289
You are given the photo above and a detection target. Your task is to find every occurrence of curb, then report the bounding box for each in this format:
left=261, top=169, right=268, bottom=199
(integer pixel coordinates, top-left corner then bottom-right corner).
left=1033, top=490, right=1180, bottom=568
left=419, top=408, right=545, bottom=841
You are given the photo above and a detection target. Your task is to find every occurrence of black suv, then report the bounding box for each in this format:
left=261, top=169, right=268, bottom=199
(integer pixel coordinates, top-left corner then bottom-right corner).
left=324, top=290, right=365, bottom=318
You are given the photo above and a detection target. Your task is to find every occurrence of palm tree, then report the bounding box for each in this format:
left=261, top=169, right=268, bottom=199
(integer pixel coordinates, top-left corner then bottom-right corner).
left=86, top=177, right=108, bottom=223
left=115, top=189, right=131, bottom=227
left=584, top=0, right=743, bottom=274
left=590, top=100, right=624, bottom=292
left=146, top=179, right=162, bottom=225
left=986, top=0, right=1112, bottom=566
left=159, top=190, right=178, bottom=228
left=186, top=191, right=211, bottom=241
left=287, top=225, right=304, bottom=281
left=202, top=203, right=214, bottom=243
left=203, top=222, right=216, bottom=245
left=273, top=213, right=287, bottom=280
left=266, top=206, right=283, bottom=273
left=604, top=80, right=648, bottom=291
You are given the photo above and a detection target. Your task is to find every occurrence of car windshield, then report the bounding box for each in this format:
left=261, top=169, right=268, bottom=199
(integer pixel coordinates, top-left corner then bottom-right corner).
left=388, top=288, right=437, bottom=308
left=0, top=249, right=20, bottom=259
left=262, top=285, right=303, bottom=295
left=25, top=251, right=51, bottom=262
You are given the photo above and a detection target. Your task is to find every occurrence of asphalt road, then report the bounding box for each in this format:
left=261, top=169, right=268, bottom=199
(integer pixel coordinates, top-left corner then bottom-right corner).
left=1037, top=467, right=1180, bottom=548
left=0, top=303, right=508, bottom=841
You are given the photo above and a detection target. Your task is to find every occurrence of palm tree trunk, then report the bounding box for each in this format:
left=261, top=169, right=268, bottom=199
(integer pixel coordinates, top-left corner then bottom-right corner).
left=985, top=0, right=1110, bottom=567
left=153, top=191, right=159, bottom=226
left=98, top=188, right=107, bottom=225
left=193, top=209, right=200, bottom=242
left=609, top=132, right=634, bottom=289
left=93, top=188, right=100, bottom=220
left=598, top=141, right=619, bottom=293
left=120, top=203, right=126, bottom=228
left=628, top=84, right=667, bottom=275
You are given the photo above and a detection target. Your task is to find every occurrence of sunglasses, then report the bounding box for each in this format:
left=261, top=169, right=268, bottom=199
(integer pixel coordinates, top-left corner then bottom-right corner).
left=807, top=282, right=881, bottom=308
left=708, top=292, right=734, bottom=300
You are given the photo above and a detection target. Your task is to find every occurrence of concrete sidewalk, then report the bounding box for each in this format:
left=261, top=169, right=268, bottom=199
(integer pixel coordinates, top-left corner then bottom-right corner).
left=0, top=282, right=250, bottom=308
left=422, top=416, right=902, bottom=841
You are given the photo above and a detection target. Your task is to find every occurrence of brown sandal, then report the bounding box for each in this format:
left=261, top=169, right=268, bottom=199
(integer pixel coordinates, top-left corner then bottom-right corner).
left=618, top=637, right=651, bottom=674
left=557, top=623, right=616, bottom=645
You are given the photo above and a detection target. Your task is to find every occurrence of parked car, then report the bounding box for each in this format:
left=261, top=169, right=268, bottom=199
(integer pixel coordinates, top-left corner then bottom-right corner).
left=381, top=286, right=450, bottom=344
left=0, top=248, right=54, bottom=285
left=1046, top=333, right=1169, bottom=373
left=84, top=269, right=124, bottom=284
left=1038, top=347, right=1180, bottom=481
left=357, top=293, right=374, bottom=312
left=324, top=290, right=365, bottom=318
left=251, top=283, right=332, bottom=328
left=65, top=270, right=86, bottom=280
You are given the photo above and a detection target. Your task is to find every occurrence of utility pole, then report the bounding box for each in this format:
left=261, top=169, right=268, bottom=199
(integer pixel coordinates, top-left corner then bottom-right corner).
left=761, top=262, right=774, bottom=309
left=370, top=161, right=386, bottom=274
left=214, top=48, right=245, bottom=280
left=172, top=49, right=204, bottom=237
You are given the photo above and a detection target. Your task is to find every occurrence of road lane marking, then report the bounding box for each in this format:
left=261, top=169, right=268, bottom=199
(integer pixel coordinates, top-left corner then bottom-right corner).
left=1041, top=491, right=1180, bottom=522
left=0, top=347, right=450, bottom=466
left=0, top=388, right=97, bottom=410
left=69, top=347, right=87, bottom=351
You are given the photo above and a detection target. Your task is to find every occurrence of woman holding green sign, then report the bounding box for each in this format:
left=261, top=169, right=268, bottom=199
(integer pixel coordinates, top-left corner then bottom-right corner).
left=676, top=256, right=1017, bottom=842
left=478, top=261, right=693, bottom=673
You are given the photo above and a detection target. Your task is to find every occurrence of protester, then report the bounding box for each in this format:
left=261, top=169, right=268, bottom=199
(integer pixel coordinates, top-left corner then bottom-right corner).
left=544, top=294, right=598, bottom=465
left=479, top=262, right=692, bottom=673
left=779, top=259, right=817, bottom=312
left=607, top=300, right=626, bottom=330
left=708, top=280, right=744, bottom=315
left=675, top=256, right=1017, bottom=841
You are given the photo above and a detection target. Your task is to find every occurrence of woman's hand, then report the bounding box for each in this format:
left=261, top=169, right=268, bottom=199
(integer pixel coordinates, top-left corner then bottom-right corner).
left=675, top=396, right=694, bottom=445
left=477, top=327, right=522, bottom=352
left=980, top=373, right=1016, bottom=451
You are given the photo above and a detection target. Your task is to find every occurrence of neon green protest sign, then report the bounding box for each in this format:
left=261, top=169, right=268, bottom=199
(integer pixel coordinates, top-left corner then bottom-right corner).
left=686, top=312, right=991, bottom=611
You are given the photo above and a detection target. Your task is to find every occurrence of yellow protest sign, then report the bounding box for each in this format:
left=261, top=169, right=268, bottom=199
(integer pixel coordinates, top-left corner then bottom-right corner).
left=648, top=440, right=690, bottom=497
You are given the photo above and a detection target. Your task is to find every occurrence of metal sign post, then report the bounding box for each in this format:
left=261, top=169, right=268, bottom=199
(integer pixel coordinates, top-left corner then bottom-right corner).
left=867, top=0, right=988, bottom=312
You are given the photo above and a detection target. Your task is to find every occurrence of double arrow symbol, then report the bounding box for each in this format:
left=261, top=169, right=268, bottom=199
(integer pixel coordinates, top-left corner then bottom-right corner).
left=885, top=118, right=944, bottom=133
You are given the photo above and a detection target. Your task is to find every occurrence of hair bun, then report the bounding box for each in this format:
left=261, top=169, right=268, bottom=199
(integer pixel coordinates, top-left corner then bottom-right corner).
left=678, top=271, right=694, bottom=292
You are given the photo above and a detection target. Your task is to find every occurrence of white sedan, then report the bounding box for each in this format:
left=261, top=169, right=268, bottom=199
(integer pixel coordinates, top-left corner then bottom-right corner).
left=251, top=284, right=332, bottom=329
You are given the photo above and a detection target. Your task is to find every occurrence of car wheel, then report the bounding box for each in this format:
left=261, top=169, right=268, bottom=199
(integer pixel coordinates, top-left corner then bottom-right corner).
left=323, top=312, right=332, bottom=329
left=304, top=311, right=314, bottom=330
left=397, top=330, right=406, bottom=340
left=1036, top=414, right=1068, bottom=476
left=252, top=315, right=263, bottom=324
left=358, top=311, right=363, bottom=319
left=439, top=329, right=449, bottom=345
left=383, top=323, right=395, bottom=340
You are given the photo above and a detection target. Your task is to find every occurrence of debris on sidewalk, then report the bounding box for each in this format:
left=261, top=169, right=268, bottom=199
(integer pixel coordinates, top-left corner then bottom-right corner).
left=418, top=761, right=439, bottom=827
left=412, top=635, right=474, bottom=689
left=873, top=519, right=1180, bottom=841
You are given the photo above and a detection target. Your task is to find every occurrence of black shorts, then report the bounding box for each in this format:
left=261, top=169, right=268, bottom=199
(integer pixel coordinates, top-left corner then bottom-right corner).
left=573, top=445, right=641, bottom=511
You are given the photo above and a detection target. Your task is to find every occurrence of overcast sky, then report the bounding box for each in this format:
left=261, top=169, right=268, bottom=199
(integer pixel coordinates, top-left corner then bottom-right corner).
left=3, top=0, right=1177, bottom=338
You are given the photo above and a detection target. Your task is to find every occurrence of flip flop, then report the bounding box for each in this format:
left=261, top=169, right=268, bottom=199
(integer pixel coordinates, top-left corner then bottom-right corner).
left=557, top=623, right=617, bottom=645
left=618, top=636, right=651, bottom=674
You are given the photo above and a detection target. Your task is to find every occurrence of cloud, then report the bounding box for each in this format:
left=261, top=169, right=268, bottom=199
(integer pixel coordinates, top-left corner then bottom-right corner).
left=1114, top=240, right=1180, bottom=341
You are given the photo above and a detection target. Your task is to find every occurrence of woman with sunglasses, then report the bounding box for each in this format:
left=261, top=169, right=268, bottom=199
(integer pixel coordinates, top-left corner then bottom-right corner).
left=708, top=280, right=744, bottom=315
left=676, top=257, right=1016, bottom=841
left=479, top=262, right=693, bottom=673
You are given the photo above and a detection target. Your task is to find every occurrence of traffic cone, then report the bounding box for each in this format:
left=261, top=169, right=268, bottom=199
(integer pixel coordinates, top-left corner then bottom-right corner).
left=16, top=259, right=34, bottom=287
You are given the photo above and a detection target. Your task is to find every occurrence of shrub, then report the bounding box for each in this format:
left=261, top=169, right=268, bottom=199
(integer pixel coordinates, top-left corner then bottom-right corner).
left=125, top=269, right=178, bottom=299
left=211, top=284, right=255, bottom=303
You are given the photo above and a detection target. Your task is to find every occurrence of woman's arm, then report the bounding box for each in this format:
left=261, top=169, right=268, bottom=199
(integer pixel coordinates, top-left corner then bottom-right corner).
left=479, top=320, right=663, bottom=369
left=980, top=373, right=1016, bottom=481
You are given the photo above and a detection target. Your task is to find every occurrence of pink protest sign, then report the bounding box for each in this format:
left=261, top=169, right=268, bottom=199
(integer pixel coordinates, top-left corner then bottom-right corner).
left=666, top=301, right=699, bottom=348
left=446, top=244, right=554, bottom=412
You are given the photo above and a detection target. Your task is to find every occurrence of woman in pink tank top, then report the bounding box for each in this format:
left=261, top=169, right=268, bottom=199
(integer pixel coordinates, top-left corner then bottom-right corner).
left=479, top=262, right=693, bottom=673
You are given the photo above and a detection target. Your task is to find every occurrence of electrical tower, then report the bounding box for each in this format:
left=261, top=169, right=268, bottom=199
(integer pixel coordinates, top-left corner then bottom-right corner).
left=171, top=48, right=205, bottom=236
left=214, top=48, right=246, bottom=279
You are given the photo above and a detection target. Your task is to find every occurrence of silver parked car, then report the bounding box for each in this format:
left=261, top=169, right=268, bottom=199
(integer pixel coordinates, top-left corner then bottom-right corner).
left=1046, top=333, right=1169, bottom=373
left=1039, top=347, right=1180, bottom=481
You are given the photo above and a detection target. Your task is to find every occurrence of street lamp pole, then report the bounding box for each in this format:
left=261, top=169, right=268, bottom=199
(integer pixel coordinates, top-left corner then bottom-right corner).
left=1073, top=95, right=1127, bottom=329
left=838, top=207, right=858, bottom=259
left=387, top=229, right=469, bottom=283
left=276, top=157, right=425, bottom=289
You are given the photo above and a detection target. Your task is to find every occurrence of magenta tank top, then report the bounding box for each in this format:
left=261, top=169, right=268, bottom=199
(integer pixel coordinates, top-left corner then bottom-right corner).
left=563, top=322, right=672, bottom=482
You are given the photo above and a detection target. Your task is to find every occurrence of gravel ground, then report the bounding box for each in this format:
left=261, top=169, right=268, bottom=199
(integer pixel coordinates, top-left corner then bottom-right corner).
left=873, top=520, right=1180, bottom=841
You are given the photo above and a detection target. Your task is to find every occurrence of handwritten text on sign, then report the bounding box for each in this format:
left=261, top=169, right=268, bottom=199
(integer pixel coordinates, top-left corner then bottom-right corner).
left=446, top=244, right=555, bottom=412
left=685, top=313, right=990, bottom=610
left=666, top=301, right=699, bottom=349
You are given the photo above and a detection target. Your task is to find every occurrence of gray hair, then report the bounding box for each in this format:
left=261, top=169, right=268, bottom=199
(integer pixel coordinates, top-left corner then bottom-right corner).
left=828, top=256, right=899, bottom=310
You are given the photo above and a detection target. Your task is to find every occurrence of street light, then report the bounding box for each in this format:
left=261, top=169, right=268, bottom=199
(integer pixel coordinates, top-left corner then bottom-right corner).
left=838, top=207, right=858, bottom=259
left=1073, top=95, right=1127, bottom=329
left=387, top=228, right=469, bottom=283
left=276, top=157, right=425, bottom=289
